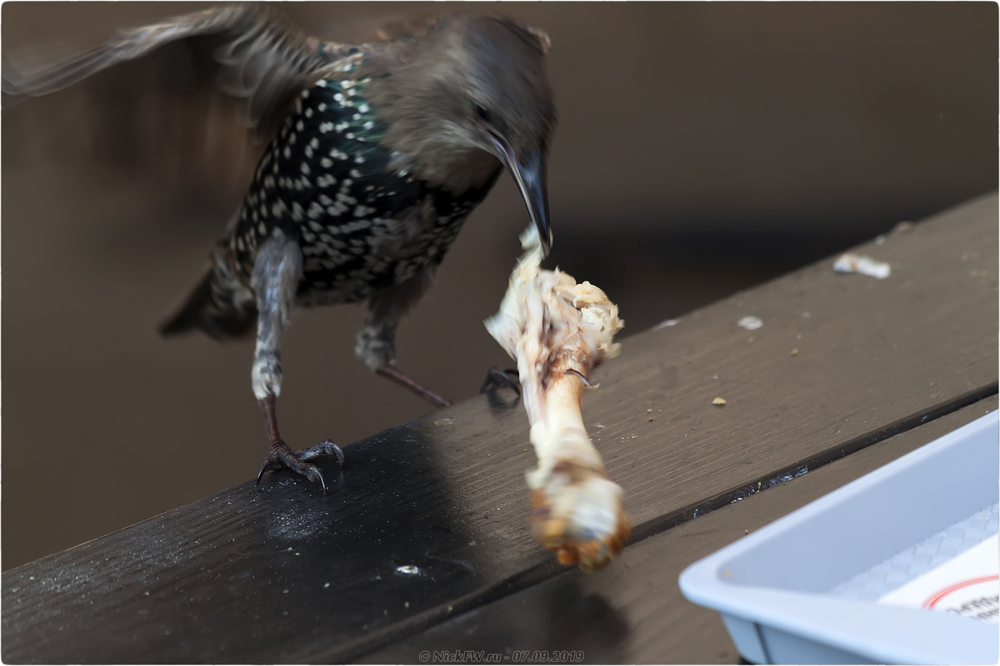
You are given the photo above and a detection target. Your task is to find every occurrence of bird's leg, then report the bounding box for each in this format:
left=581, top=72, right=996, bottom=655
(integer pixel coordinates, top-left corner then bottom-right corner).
left=376, top=365, right=453, bottom=408
left=255, top=395, right=344, bottom=494
left=357, top=270, right=454, bottom=408
left=250, top=237, right=343, bottom=493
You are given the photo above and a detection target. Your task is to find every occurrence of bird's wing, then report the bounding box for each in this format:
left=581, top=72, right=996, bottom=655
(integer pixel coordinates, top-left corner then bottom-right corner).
left=2, top=4, right=355, bottom=138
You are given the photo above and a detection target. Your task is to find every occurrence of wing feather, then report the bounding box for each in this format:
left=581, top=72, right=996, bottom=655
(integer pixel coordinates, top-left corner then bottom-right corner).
left=2, top=4, right=353, bottom=137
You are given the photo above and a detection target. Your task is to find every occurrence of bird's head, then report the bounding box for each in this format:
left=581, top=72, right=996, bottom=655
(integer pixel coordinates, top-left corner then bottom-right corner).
left=365, top=14, right=557, bottom=253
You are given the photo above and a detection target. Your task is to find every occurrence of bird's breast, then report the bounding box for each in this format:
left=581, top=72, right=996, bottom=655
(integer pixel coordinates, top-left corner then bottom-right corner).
left=230, top=72, right=498, bottom=306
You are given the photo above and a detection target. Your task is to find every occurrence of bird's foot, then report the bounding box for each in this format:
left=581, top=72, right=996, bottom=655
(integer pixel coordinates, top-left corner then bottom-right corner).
left=256, top=439, right=345, bottom=495
left=481, top=367, right=521, bottom=396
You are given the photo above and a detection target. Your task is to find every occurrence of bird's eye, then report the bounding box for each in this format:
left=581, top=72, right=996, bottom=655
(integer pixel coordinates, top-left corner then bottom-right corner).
left=474, top=102, right=492, bottom=123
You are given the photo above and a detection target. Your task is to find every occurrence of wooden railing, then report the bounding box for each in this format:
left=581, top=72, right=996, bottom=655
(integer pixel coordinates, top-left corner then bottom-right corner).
left=3, top=192, right=997, bottom=664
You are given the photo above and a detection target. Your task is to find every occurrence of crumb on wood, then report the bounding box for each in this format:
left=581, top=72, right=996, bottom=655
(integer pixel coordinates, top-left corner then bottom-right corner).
left=833, top=253, right=891, bottom=279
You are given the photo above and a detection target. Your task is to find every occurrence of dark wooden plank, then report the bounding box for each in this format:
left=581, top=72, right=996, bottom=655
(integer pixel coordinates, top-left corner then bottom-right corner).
left=2, top=193, right=997, bottom=663
left=364, top=396, right=999, bottom=665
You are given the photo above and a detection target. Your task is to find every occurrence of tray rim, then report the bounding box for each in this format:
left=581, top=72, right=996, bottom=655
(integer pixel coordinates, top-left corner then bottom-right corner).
left=679, top=411, right=1000, bottom=664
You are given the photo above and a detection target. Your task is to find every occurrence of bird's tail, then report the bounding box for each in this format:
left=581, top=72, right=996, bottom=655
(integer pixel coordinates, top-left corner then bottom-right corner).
left=160, top=247, right=258, bottom=340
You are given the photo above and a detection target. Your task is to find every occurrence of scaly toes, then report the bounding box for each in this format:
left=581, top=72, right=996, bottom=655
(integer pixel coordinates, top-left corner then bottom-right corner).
left=481, top=367, right=521, bottom=396
left=300, top=464, right=328, bottom=495
left=255, top=439, right=343, bottom=494
left=298, top=439, right=345, bottom=466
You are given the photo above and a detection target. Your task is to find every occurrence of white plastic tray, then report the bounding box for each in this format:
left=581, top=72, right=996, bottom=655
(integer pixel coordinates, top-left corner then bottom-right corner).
left=679, top=411, right=999, bottom=664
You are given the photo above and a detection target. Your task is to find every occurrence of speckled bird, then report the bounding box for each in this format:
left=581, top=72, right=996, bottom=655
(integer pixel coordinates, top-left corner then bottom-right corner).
left=3, top=4, right=556, bottom=492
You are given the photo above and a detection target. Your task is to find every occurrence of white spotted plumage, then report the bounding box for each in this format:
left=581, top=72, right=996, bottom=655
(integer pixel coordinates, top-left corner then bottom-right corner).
left=228, top=65, right=500, bottom=310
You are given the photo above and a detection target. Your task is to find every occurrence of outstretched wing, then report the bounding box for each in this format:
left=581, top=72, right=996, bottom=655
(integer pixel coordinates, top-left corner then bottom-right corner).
left=2, top=4, right=355, bottom=138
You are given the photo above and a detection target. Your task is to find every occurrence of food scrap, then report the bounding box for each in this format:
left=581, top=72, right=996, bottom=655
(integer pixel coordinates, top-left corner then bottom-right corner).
left=653, top=318, right=681, bottom=330
left=485, top=226, right=630, bottom=573
left=833, top=253, right=891, bottom=279
left=712, top=397, right=727, bottom=406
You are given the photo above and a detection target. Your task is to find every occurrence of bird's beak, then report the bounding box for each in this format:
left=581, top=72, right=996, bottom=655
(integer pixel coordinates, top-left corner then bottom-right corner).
left=488, top=135, right=552, bottom=255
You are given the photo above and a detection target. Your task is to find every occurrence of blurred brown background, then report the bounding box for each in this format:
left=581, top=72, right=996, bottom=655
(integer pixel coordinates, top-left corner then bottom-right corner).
left=2, top=2, right=996, bottom=570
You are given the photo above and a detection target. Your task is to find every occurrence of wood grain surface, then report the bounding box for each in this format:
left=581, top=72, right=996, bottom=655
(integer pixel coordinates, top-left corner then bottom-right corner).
left=364, top=396, right=998, bottom=664
left=2, top=192, right=996, bottom=663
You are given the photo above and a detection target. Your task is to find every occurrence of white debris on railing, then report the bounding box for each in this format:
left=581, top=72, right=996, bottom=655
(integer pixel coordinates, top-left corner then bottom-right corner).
left=833, top=253, right=891, bottom=279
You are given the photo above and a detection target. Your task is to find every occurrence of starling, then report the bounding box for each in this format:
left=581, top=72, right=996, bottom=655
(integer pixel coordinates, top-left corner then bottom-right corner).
left=4, top=5, right=557, bottom=492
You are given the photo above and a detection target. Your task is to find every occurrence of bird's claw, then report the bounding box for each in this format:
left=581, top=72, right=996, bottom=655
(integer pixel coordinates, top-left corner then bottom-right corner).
left=256, top=439, right=344, bottom=495
left=297, top=439, right=346, bottom=465
left=481, top=367, right=521, bottom=396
